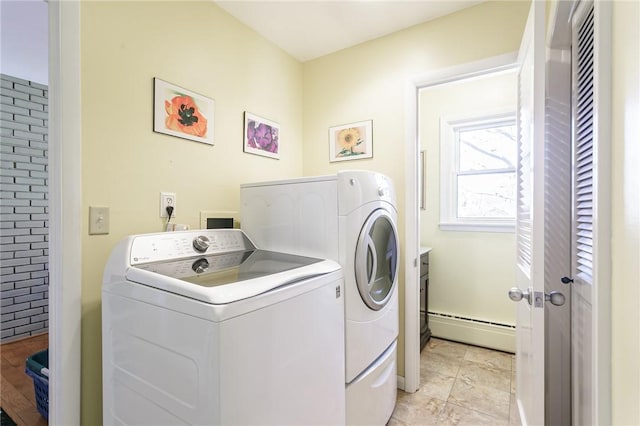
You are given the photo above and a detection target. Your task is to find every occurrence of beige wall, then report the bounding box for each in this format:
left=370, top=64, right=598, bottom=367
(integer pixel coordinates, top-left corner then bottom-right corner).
left=73, top=0, right=640, bottom=423
left=302, top=1, right=529, bottom=375
left=80, top=2, right=303, bottom=423
left=611, top=1, right=640, bottom=424
left=419, top=72, right=517, bottom=328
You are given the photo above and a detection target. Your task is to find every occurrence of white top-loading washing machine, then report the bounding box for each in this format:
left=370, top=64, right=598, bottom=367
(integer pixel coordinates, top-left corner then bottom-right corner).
left=241, top=170, right=399, bottom=426
left=102, top=229, right=345, bottom=426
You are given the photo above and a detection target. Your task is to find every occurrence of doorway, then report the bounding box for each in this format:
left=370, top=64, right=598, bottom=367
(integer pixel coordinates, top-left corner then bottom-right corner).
left=403, top=52, right=518, bottom=393
left=417, top=69, right=518, bottom=353
left=0, top=1, right=50, bottom=422
left=0, top=0, right=50, bottom=347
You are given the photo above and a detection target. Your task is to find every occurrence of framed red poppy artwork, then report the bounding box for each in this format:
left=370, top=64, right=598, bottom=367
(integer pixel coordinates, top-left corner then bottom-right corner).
left=328, top=119, right=373, bottom=162
left=153, top=78, right=214, bottom=145
left=243, top=112, right=280, bottom=159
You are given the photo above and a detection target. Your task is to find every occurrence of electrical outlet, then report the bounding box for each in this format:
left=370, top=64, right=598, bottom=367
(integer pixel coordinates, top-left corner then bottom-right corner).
left=160, top=192, right=176, bottom=218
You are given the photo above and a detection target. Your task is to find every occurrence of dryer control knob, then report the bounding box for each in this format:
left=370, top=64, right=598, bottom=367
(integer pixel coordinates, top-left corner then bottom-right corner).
left=193, top=235, right=211, bottom=253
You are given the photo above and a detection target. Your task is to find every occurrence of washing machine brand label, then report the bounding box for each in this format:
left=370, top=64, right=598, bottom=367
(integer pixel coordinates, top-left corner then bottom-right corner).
left=336, top=285, right=341, bottom=299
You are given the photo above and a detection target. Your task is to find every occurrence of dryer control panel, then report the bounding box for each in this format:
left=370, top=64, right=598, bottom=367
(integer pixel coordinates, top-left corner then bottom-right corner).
left=129, top=229, right=255, bottom=265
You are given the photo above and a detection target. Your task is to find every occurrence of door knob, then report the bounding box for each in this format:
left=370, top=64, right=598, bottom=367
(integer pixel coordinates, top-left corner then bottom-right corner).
left=545, top=291, right=565, bottom=306
left=508, top=287, right=532, bottom=305
left=510, top=288, right=566, bottom=307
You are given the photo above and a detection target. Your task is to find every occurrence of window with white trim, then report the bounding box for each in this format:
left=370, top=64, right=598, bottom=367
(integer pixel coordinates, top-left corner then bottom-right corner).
left=440, top=112, right=517, bottom=232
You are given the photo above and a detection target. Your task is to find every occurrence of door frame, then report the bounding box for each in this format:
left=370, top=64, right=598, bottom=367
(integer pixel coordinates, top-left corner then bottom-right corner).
left=48, top=0, right=82, bottom=424
left=403, top=52, right=518, bottom=393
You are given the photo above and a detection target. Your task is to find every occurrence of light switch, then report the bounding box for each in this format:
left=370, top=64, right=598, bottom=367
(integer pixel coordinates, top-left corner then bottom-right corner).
left=89, top=206, right=110, bottom=235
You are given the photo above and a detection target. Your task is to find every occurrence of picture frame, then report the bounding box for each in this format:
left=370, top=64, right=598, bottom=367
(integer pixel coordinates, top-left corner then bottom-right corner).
left=243, top=112, right=280, bottom=159
left=329, top=120, right=373, bottom=162
left=153, top=78, right=214, bottom=145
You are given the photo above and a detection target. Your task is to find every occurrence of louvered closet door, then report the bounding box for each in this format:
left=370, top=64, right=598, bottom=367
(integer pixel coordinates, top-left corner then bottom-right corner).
left=574, top=5, right=594, bottom=290
left=571, top=2, right=595, bottom=424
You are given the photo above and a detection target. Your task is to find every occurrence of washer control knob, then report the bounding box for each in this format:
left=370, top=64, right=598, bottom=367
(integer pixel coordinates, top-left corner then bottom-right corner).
left=192, top=258, right=210, bottom=274
left=193, top=235, right=210, bottom=253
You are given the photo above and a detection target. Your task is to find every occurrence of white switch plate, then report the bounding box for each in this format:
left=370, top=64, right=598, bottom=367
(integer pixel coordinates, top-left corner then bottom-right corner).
left=160, top=192, right=176, bottom=218
left=89, top=206, right=110, bottom=235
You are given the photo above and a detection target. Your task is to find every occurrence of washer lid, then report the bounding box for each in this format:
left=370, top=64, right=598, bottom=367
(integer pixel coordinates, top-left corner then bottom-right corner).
left=126, top=250, right=340, bottom=304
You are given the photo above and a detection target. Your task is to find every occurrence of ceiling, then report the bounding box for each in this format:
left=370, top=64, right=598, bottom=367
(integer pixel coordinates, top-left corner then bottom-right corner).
left=0, top=1, right=484, bottom=85
left=214, top=1, right=484, bottom=62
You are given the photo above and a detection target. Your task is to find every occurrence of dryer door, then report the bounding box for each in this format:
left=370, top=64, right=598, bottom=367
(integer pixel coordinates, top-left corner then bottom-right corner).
left=355, top=209, right=399, bottom=310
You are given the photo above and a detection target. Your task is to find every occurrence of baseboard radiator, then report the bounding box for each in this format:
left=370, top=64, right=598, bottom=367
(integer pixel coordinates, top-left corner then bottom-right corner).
left=428, top=312, right=516, bottom=353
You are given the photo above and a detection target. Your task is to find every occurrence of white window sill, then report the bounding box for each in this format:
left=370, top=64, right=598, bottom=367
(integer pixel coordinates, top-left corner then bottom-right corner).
left=439, top=221, right=515, bottom=233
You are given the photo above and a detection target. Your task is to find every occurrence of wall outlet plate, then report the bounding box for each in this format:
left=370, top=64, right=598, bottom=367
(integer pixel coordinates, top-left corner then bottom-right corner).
left=160, top=192, right=176, bottom=218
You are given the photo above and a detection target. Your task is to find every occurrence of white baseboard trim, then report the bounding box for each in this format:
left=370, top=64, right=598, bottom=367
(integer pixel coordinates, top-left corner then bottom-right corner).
left=396, top=375, right=405, bottom=391
left=429, top=313, right=516, bottom=353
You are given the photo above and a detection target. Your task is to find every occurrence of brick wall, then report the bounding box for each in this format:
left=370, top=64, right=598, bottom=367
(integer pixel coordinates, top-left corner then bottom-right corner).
left=0, top=73, right=49, bottom=342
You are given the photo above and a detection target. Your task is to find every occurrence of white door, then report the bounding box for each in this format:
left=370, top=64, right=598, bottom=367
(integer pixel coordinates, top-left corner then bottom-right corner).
left=510, top=1, right=546, bottom=425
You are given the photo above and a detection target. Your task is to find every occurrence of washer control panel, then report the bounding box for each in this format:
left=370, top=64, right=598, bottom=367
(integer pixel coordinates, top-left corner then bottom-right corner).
left=130, top=229, right=254, bottom=265
left=134, top=250, right=250, bottom=279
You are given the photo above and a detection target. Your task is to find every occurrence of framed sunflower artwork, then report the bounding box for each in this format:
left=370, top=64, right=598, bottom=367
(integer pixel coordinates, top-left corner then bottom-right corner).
left=329, top=120, right=373, bottom=162
left=153, top=78, right=215, bottom=145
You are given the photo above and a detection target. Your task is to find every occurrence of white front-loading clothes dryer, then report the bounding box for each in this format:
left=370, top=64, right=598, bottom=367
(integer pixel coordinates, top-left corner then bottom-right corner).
left=241, top=170, right=400, bottom=426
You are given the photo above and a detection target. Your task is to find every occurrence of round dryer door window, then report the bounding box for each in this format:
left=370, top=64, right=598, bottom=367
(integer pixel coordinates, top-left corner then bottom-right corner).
left=355, top=209, right=399, bottom=310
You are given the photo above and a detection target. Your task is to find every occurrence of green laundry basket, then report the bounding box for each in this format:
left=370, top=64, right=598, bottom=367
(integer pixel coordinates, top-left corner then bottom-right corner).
left=25, top=348, right=49, bottom=420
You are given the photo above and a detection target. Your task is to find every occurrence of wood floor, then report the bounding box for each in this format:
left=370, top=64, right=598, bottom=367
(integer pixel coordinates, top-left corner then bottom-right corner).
left=0, top=333, right=48, bottom=426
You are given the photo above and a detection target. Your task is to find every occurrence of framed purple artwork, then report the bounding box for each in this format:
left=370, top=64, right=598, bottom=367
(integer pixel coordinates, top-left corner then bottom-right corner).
left=243, top=112, right=279, bottom=159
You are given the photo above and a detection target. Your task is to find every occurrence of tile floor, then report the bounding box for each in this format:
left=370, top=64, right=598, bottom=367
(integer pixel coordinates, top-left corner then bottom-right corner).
left=389, top=338, right=521, bottom=426
left=2, top=334, right=519, bottom=426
